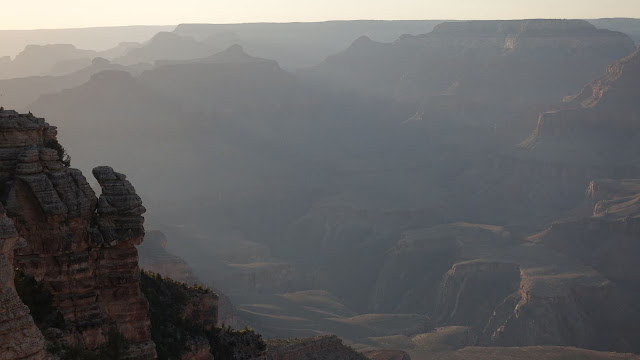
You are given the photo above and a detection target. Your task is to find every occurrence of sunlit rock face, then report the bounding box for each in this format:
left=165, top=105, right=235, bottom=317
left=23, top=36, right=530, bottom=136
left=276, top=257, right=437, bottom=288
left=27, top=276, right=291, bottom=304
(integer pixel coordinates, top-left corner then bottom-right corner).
left=0, top=108, right=156, bottom=359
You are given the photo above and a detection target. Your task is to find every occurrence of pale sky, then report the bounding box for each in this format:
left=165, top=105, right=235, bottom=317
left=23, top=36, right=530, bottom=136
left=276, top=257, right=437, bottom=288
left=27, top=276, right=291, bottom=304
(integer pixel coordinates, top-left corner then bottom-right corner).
left=2, top=0, right=639, bottom=30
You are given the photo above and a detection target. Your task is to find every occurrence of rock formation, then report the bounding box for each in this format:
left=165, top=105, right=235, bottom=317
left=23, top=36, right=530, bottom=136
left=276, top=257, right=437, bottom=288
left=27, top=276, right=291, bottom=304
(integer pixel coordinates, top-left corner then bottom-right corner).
left=137, top=230, right=236, bottom=326
left=362, top=350, right=411, bottom=360
left=0, top=202, right=47, bottom=360
left=266, top=335, right=368, bottom=360
left=303, top=19, right=635, bottom=108
left=370, top=222, right=632, bottom=351
left=0, top=108, right=155, bottom=358
left=529, top=179, right=640, bottom=352
left=521, top=45, right=640, bottom=164
left=435, top=261, right=521, bottom=329
left=137, top=230, right=199, bottom=284
left=140, top=271, right=219, bottom=360
left=491, top=44, right=640, bottom=221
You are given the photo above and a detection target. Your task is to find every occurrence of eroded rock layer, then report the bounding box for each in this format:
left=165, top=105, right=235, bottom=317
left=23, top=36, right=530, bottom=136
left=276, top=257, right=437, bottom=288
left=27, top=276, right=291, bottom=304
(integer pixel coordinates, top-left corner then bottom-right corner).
left=0, top=109, right=156, bottom=358
left=266, top=335, right=368, bottom=360
left=520, top=46, right=640, bottom=164
left=0, top=202, right=46, bottom=360
left=529, top=179, right=640, bottom=352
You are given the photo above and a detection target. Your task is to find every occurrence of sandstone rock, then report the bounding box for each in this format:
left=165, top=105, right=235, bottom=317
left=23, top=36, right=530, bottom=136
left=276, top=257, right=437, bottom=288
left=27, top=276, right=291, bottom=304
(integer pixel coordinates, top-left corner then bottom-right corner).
left=266, top=335, right=368, bottom=360
left=93, top=166, right=146, bottom=246
left=520, top=46, right=640, bottom=165
left=181, top=337, right=213, bottom=360
left=529, top=179, right=640, bottom=352
left=0, top=203, right=46, bottom=360
left=38, top=148, right=59, bottom=162
left=15, top=163, right=43, bottom=175
left=363, top=349, right=411, bottom=360
left=16, top=147, right=39, bottom=163
left=435, top=260, right=521, bottom=329
left=0, top=110, right=156, bottom=359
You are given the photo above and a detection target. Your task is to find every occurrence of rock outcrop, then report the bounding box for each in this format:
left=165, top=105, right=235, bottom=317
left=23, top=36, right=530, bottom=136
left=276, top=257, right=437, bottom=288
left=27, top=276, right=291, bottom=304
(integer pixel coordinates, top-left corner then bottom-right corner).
left=0, top=108, right=155, bottom=358
left=528, top=179, right=640, bottom=352
left=362, top=350, right=411, bottom=360
left=137, top=230, right=236, bottom=326
left=137, top=231, right=199, bottom=284
left=435, top=260, right=521, bottom=329
left=140, top=271, right=219, bottom=360
left=478, top=45, right=640, bottom=222
left=371, top=222, right=629, bottom=352
left=0, top=203, right=47, bottom=360
left=266, top=335, right=368, bottom=360
left=520, top=45, right=640, bottom=165
left=303, top=19, right=635, bottom=108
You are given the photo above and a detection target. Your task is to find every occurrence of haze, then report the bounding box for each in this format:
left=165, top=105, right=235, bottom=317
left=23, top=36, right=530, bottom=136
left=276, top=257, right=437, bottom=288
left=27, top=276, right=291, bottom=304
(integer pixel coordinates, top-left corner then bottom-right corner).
left=2, top=0, right=640, bottom=29
left=1, top=2, right=640, bottom=360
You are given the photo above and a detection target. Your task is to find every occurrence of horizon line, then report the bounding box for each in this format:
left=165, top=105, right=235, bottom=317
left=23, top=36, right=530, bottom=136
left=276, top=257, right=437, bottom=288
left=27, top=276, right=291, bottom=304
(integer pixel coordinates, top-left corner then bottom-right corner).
left=1, top=17, right=638, bottom=32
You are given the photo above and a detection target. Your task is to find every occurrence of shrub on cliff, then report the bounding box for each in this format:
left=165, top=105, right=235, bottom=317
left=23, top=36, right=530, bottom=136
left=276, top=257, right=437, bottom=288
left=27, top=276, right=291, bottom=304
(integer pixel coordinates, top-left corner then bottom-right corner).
left=48, top=327, right=128, bottom=360
left=44, top=139, right=71, bottom=167
left=210, top=325, right=267, bottom=360
left=140, top=270, right=266, bottom=360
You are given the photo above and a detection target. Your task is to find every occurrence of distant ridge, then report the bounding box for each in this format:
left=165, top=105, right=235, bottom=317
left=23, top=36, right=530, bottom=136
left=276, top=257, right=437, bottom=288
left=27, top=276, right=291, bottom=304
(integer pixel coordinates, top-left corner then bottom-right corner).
left=0, top=25, right=174, bottom=57
left=155, top=44, right=273, bottom=67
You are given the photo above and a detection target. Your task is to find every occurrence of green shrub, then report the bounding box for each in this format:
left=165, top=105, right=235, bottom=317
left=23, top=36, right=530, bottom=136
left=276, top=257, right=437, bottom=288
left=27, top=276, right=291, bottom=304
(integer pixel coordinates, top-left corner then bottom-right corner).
left=209, top=325, right=266, bottom=360
left=44, top=139, right=71, bottom=167
left=100, top=327, right=129, bottom=360
left=140, top=270, right=266, bottom=360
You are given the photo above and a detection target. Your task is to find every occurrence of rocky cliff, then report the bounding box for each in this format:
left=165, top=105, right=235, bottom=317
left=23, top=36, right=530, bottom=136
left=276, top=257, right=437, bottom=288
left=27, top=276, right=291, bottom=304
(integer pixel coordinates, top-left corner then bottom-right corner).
left=138, top=231, right=199, bottom=284
left=0, top=108, right=155, bottom=358
left=369, top=222, right=632, bottom=352
left=527, top=178, right=640, bottom=352
left=137, top=230, right=237, bottom=327
left=362, top=350, right=411, bottom=360
left=475, top=44, right=640, bottom=223
left=0, top=202, right=47, bottom=360
left=521, top=45, right=640, bottom=164
left=303, top=19, right=635, bottom=108
left=266, top=335, right=368, bottom=360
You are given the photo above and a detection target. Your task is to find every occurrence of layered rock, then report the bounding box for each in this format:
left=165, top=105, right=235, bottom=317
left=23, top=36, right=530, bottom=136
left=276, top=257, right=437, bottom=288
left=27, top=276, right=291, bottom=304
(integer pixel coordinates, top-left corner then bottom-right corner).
left=435, top=261, right=521, bottom=329
left=137, top=230, right=236, bottom=326
left=521, top=46, right=640, bottom=163
left=181, top=337, right=213, bottom=360
left=0, top=109, right=155, bottom=358
left=137, top=231, right=199, bottom=284
left=140, top=271, right=219, bottom=360
left=528, top=179, right=640, bottom=351
left=266, top=335, right=368, bottom=360
left=371, top=223, right=627, bottom=351
left=426, top=19, right=634, bottom=52
left=362, top=350, right=411, bottom=360
left=476, top=45, right=640, bottom=222
left=303, top=19, right=635, bottom=108
left=0, top=203, right=46, bottom=360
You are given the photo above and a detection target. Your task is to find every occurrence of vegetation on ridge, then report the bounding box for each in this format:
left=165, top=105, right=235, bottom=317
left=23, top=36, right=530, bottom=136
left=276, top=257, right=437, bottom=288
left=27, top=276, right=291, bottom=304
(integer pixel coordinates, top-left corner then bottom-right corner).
left=45, top=138, right=71, bottom=167
left=140, top=270, right=266, bottom=360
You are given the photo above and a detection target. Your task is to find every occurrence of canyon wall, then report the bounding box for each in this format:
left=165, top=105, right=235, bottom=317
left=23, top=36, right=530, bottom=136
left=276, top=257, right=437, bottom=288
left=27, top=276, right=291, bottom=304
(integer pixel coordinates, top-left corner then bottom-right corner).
left=0, top=109, right=155, bottom=358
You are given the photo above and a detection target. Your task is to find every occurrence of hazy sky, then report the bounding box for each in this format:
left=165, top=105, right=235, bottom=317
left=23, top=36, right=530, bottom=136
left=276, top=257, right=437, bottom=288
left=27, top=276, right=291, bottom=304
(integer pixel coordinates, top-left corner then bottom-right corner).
left=2, top=0, right=639, bottom=30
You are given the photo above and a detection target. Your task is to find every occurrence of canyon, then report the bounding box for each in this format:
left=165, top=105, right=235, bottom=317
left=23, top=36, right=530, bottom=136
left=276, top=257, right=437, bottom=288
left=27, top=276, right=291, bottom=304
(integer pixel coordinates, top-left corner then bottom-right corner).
left=1, top=17, right=640, bottom=360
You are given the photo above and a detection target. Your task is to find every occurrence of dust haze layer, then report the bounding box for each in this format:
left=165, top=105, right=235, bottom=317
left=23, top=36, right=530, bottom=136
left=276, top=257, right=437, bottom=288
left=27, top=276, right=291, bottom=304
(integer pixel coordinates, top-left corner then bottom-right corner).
left=3, top=17, right=640, bottom=360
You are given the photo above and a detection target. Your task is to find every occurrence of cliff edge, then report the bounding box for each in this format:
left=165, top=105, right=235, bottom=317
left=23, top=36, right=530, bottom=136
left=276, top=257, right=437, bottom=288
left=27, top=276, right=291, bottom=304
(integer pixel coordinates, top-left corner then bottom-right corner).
left=0, top=108, right=155, bottom=359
